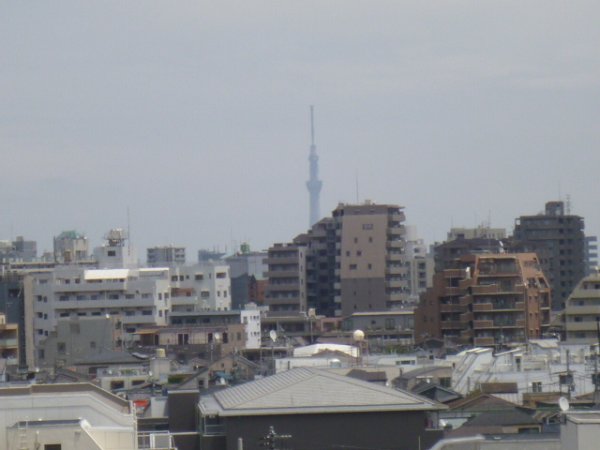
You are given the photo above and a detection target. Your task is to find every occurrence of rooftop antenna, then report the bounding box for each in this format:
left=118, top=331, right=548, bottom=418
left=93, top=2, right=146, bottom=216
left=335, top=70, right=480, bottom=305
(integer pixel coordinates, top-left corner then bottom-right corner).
left=127, top=206, right=131, bottom=256
left=355, top=170, right=360, bottom=204
left=566, top=194, right=571, bottom=214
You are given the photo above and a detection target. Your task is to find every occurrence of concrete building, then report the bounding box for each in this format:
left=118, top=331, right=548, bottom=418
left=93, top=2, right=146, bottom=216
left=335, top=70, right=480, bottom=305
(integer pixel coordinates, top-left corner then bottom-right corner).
left=0, top=312, right=18, bottom=369
left=93, top=228, right=138, bottom=269
left=434, top=237, right=504, bottom=273
left=416, top=253, right=551, bottom=347
left=510, top=201, right=586, bottom=310
left=169, top=305, right=262, bottom=350
left=564, top=271, right=600, bottom=343
left=147, top=245, right=186, bottom=266
left=0, top=236, right=37, bottom=262
left=25, top=266, right=171, bottom=363
left=225, top=247, right=268, bottom=310
left=0, top=383, right=140, bottom=450
left=447, top=225, right=507, bottom=241
left=332, top=202, right=408, bottom=315
left=341, top=310, right=415, bottom=347
left=198, top=367, right=445, bottom=450
left=584, top=236, right=598, bottom=275
left=404, top=226, right=434, bottom=304
left=169, top=263, right=231, bottom=312
left=264, top=243, right=307, bottom=314
left=53, top=230, right=89, bottom=263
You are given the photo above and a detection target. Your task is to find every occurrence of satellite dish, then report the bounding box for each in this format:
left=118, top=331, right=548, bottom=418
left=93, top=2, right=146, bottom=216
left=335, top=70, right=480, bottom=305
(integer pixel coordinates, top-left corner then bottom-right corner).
left=559, top=396, right=570, bottom=412
left=269, top=330, right=278, bottom=343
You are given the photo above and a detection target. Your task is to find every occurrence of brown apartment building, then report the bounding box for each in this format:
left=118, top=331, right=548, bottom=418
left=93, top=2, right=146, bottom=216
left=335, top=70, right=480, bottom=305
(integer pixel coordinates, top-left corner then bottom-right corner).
left=415, top=253, right=551, bottom=347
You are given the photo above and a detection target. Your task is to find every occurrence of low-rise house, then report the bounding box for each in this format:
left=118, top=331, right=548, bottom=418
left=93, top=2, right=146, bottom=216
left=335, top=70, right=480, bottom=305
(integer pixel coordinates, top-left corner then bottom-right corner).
left=198, top=367, right=446, bottom=450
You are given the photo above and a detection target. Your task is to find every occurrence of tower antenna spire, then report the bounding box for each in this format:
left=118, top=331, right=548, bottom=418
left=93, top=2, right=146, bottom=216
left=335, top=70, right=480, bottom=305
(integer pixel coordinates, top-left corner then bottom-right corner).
left=306, top=105, right=322, bottom=227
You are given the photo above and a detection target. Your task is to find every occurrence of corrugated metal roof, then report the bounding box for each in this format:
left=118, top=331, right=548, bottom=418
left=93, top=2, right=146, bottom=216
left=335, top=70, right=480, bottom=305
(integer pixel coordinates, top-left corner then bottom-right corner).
left=200, top=368, right=445, bottom=417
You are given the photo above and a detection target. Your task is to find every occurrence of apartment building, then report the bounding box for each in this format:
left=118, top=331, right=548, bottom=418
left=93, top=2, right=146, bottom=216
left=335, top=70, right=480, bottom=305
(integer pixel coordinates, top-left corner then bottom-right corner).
left=333, top=202, right=408, bottom=316
left=0, top=313, right=18, bottom=369
left=53, top=230, right=89, bottom=263
left=264, top=201, right=408, bottom=317
left=147, top=245, right=186, bottom=266
left=0, top=383, right=140, bottom=450
left=226, top=248, right=268, bottom=309
left=416, top=253, right=551, bottom=347
left=510, top=201, right=586, bottom=310
left=264, top=243, right=307, bottom=314
left=25, top=266, right=171, bottom=353
left=404, top=226, right=434, bottom=304
left=564, top=271, right=600, bottom=343
left=169, top=263, right=231, bottom=312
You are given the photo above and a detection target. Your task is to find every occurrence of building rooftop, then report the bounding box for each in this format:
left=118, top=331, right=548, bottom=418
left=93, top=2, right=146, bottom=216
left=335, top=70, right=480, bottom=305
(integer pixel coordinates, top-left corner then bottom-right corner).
left=199, top=367, right=445, bottom=417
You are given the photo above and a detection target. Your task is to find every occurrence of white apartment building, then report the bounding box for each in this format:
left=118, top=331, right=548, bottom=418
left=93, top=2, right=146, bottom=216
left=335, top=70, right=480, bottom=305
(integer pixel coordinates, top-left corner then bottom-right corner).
left=25, top=266, right=171, bottom=355
left=0, top=383, right=139, bottom=450
left=169, top=262, right=231, bottom=312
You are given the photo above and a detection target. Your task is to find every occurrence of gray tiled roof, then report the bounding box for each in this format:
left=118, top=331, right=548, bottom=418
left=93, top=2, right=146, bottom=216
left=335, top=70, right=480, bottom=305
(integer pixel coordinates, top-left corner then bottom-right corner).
left=199, top=368, right=445, bottom=417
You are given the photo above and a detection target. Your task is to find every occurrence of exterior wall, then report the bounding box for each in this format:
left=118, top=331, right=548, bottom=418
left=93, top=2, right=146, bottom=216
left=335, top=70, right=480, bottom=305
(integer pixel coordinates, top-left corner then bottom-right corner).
left=54, top=230, right=89, bottom=263
left=511, top=201, right=586, bottom=310
left=25, top=267, right=172, bottom=364
left=147, top=246, right=186, bottom=266
left=0, top=385, right=135, bottom=449
left=39, top=316, right=120, bottom=368
left=416, top=253, right=551, bottom=347
left=217, top=411, right=443, bottom=450
left=264, top=244, right=307, bottom=314
left=170, top=263, right=231, bottom=312
left=564, top=273, right=600, bottom=343
left=447, top=226, right=507, bottom=241
left=334, top=203, right=407, bottom=316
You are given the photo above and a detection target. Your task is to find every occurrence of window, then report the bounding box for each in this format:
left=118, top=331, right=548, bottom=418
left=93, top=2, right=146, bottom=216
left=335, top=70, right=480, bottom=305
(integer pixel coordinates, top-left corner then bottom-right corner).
left=45, top=444, right=62, bottom=450
left=349, top=264, right=357, bottom=270
left=107, top=250, right=116, bottom=257
left=57, top=343, right=66, bottom=354
left=195, top=274, right=204, bottom=280
left=216, top=272, right=226, bottom=279
left=532, top=381, right=542, bottom=393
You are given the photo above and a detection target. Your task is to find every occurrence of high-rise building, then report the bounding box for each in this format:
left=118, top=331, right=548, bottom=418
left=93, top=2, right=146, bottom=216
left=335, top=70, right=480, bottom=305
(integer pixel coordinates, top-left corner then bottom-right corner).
left=264, top=243, right=307, bottom=315
left=415, top=253, right=551, bottom=347
left=147, top=245, right=186, bottom=266
left=510, top=201, right=585, bottom=310
left=306, top=106, right=322, bottom=227
left=331, top=202, right=407, bottom=316
left=404, top=226, right=434, bottom=304
left=434, top=237, right=504, bottom=273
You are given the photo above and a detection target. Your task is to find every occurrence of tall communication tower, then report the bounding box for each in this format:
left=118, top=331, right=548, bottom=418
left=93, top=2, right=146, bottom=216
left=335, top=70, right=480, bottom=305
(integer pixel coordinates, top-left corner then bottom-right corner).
left=306, top=105, right=322, bottom=227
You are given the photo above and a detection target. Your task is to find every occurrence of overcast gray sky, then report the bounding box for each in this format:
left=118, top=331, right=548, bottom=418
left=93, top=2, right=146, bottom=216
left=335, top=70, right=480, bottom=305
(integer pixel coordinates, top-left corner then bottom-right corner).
left=2, top=1, right=600, bottom=257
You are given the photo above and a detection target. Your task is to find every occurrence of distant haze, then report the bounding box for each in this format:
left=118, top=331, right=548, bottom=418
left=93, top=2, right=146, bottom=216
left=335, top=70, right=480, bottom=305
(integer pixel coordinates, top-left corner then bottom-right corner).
left=2, top=1, right=600, bottom=256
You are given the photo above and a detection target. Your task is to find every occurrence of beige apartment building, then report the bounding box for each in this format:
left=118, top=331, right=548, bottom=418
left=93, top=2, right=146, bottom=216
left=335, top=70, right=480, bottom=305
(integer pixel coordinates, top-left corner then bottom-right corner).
left=333, top=202, right=407, bottom=316
left=564, top=271, right=600, bottom=343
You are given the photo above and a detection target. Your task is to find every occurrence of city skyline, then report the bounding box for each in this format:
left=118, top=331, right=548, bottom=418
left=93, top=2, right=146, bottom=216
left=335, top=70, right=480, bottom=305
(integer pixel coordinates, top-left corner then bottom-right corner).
left=2, top=2, right=600, bottom=256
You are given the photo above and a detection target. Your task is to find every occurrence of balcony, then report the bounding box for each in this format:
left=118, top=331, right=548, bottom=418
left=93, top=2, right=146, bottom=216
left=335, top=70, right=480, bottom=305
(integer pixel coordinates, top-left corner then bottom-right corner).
left=473, top=320, right=493, bottom=329
left=264, top=270, right=299, bottom=278
left=473, top=303, right=493, bottom=312
left=440, top=320, right=463, bottom=329
left=474, top=337, right=496, bottom=346
left=440, top=304, right=463, bottom=313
